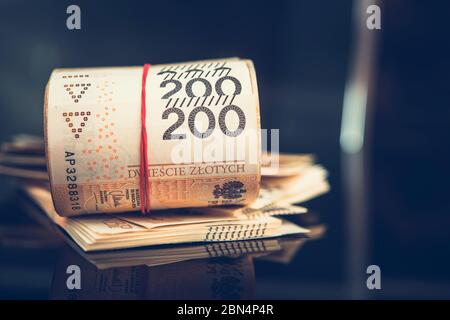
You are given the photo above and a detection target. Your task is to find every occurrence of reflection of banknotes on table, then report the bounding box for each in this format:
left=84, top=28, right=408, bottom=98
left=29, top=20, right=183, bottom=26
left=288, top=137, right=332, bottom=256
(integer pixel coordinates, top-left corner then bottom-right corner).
left=52, top=245, right=256, bottom=300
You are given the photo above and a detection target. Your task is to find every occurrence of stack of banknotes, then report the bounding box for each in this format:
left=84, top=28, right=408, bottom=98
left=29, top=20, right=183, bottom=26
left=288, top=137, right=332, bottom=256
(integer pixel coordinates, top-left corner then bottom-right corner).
left=49, top=226, right=325, bottom=299
left=1, top=134, right=329, bottom=252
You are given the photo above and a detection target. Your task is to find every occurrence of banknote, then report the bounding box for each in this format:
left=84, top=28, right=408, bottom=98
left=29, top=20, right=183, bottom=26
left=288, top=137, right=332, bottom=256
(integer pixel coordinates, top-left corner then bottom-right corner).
left=0, top=134, right=45, bottom=154
left=0, top=135, right=314, bottom=176
left=24, top=185, right=309, bottom=251
left=261, top=153, right=315, bottom=176
left=67, top=237, right=281, bottom=269
left=0, top=165, right=48, bottom=181
left=0, top=153, right=46, bottom=166
left=0, top=135, right=326, bottom=182
left=1, top=134, right=330, bottom=220
left=45, top=58, right=261, bottom=216
left=196, top=165, right=329, bottom=217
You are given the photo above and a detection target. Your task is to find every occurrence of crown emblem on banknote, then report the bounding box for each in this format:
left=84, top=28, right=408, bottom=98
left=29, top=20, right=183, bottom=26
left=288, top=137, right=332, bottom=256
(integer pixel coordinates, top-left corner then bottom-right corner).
left=63, top=111, right=91, bottom=139
left=213, top=181, right=246, bottom=199
left=63, top=82, right=91, bottom=103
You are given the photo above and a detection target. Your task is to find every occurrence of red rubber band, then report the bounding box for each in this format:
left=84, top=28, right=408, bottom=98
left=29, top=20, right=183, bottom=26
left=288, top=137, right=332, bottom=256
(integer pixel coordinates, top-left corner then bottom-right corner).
left=140, top=64, right=151, bottom=214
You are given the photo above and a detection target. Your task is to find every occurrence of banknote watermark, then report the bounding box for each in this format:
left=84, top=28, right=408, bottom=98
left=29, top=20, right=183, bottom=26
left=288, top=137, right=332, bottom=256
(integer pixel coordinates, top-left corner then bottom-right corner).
left=366, top=265, right=381, bottom=290
left=66, top=264, right=81, bottom=290
left=366, top=5, right=381, bottom=30
left=66, top=5, right=81, bottom=30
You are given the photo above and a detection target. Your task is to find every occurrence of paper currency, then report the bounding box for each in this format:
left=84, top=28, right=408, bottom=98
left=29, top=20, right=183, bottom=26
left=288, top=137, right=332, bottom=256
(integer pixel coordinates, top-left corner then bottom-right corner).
left=261, top=153, right=315, bottom=177
left=0, top=135, right=330, bottom=217
left=197, top=164, right=329, bottom=217
left=44, top=58, right=261, bottom=216
left=65, top=237, right=281, bottom=269
left=0, top=134, right=328, bottom=183
left=0, top=134, right=330, bottom=217
left=0, top=135, right=48, bottom=180
left=0, top=165, right=48, bottom=181
left=24, top=185, right=309, bottom=251
left=1, top=133, right=329, bottom=252
left=0, top=134, right=45, bottom=154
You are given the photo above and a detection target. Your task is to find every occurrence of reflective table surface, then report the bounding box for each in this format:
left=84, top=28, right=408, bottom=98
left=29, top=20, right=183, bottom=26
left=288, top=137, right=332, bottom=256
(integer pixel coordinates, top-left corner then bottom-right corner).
left=1, top=171, right=450, bottom=300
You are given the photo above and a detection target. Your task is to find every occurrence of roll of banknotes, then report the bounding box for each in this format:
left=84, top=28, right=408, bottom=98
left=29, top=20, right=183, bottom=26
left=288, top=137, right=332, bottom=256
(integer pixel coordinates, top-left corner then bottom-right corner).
left=45, top=58, right=261, bottom=216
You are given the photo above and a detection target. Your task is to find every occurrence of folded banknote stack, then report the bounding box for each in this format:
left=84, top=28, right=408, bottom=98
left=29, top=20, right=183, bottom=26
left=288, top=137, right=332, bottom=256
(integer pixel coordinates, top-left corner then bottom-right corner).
left=1, top=135, right=329, bottom=252
left=51, top=226, right=328, bottom=300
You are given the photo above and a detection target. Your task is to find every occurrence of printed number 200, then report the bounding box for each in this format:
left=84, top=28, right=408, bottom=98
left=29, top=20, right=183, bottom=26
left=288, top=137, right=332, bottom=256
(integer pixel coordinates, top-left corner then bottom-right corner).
left=160, top=76, right=242, bottom=99
left=162, top=105, right=246, bottom=140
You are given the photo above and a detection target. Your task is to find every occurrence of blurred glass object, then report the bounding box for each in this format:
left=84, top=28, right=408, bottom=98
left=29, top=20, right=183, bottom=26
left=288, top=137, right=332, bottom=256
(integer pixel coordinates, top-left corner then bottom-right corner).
left=340, top=0, right=380, bottom=299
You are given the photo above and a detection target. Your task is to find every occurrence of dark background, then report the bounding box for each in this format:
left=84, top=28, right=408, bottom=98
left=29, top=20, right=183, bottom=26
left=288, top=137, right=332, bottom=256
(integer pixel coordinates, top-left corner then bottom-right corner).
left=1, top=0, right=450, bottom=299
left=0, top=0, right=351, bottom=161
